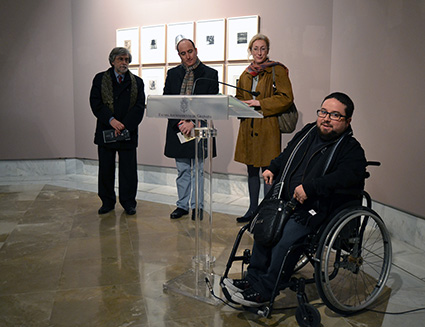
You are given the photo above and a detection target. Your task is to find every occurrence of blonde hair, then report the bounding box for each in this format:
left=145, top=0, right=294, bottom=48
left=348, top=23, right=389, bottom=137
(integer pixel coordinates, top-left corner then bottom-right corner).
left=248, top=33, right=270, bottom=53
left=247, top=33, right=270, bottom=60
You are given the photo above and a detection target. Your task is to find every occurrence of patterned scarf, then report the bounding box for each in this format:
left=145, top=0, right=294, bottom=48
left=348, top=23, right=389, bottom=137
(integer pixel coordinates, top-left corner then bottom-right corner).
left=180, top=58, right=201, bottom=95
left=246, top=59, right=287, bottom=76
left=101, top=70, right=138, bottom=113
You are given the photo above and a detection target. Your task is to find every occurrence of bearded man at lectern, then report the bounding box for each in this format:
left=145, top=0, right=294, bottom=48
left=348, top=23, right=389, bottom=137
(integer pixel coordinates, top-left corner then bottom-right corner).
left=163, top=38, right=219, bottom=220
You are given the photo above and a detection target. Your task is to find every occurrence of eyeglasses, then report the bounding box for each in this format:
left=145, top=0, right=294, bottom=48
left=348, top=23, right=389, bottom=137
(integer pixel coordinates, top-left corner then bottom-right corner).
left=252, top=46, right=268, bottom=53
left=116, top=56, right=130, bottom=63
left=316, top=109, right=347, bottom=121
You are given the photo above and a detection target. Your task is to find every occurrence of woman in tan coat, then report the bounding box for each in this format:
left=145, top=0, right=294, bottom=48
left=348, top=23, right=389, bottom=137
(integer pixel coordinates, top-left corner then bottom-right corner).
left=234, top=34, right=294, bottom=222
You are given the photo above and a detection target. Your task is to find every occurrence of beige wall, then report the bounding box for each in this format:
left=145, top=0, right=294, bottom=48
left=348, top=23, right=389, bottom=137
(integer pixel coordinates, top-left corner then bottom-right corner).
left=0, top=0, right=75, bottom=158
left=70, top=0, right=333, bottom=174
left=0, top=0, right=424, bottom=218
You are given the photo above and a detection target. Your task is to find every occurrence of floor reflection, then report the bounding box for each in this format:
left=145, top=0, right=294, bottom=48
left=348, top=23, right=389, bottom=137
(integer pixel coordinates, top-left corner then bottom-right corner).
left=0, top=184, right=423, bottom=326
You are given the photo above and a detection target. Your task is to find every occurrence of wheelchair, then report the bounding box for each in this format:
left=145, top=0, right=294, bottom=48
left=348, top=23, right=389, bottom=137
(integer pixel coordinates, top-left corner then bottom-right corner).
left=220, top=162, right=392, bottom=327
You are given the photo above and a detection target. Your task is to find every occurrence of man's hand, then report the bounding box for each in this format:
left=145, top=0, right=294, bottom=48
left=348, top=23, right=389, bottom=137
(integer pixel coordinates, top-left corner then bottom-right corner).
left=178, top=120, right=195, bottom=136
left=110, top=118, right=125, bottom=136
left=293, top=185, right=308, bottom=204
left=262, top=169, right=274, bottom=185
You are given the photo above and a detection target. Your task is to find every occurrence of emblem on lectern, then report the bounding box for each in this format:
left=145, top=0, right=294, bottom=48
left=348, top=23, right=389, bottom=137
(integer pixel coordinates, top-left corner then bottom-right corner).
left=180, top=98, right=189, bottom=113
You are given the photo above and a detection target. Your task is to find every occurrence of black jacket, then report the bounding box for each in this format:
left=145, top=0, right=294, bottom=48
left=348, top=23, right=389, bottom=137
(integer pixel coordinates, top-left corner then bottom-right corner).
left=163, top=62, right=219, bottom=158
left=89, top=68, right=145, bottom=149
left=267, top=122, right=367, bottom=223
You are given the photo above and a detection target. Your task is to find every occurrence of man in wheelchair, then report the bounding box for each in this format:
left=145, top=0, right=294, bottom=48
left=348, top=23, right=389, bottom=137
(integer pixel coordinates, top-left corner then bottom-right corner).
left=224, top=92, right=367, bottom=307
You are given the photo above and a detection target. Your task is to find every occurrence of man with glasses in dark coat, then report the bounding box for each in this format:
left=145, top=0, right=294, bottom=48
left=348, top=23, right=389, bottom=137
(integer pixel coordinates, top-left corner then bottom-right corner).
left=224, top=92, right=367, bottom=307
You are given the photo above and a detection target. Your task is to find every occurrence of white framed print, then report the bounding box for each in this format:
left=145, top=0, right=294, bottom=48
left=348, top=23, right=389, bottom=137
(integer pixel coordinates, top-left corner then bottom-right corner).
left=129, top=67, right=140, bottom=76
left=141, top=24, right=166, bottom=64
left=116, top=27, right=140, bottom=65
left=208, top=64, right=224, bottom=94
left=195, top=18, right=225, bottom=62
left=167, top=21, right=194, bottom=63
left=141, top=67, right=165, bottom=99
left=226, top=63, right=248, bottom=96
left=226, top=15, right=259, bottom=61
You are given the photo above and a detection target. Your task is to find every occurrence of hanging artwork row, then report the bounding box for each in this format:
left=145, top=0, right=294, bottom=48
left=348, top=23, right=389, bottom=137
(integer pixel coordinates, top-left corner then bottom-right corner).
left=116, top=15, right=259, bottom=97
left=116, top=15, right=259, bottom=64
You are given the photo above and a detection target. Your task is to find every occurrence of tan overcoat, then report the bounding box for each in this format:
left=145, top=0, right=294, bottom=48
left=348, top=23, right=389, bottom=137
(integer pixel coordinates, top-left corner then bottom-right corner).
left=234, top=64, right=294, bottom=167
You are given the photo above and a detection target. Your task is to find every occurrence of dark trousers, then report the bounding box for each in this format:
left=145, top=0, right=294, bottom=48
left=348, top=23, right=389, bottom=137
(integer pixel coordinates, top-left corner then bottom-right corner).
left=246, top=218, right=313, bottom=298
left=97, top=146, right=138, bottom=210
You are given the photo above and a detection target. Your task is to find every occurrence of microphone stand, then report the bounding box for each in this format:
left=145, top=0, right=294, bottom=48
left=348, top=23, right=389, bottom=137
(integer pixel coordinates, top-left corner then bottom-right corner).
left=192, top=78, right=260, bottom=97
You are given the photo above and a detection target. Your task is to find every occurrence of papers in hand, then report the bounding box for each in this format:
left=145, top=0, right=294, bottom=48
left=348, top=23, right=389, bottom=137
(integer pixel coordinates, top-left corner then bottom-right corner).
left=177, top=132, right=195, bottom=144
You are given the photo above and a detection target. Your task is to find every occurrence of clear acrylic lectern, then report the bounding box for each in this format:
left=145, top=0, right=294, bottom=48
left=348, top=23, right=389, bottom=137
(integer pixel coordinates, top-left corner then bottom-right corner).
left=146, top=95, right=262, bottom=304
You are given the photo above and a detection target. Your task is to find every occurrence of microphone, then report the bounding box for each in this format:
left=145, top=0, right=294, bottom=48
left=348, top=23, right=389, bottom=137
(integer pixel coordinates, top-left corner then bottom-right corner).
left=192, top=77, right=260, bottom=97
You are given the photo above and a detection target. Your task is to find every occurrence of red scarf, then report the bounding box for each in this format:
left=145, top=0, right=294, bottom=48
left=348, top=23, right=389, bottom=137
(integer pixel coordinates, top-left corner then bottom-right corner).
left=246, top=59, right=288, bottom=76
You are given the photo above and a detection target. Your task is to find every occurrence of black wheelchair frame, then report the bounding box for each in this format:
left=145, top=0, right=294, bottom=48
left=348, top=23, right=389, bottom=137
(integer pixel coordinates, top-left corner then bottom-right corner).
left=220, top=162, right=392, bottom=327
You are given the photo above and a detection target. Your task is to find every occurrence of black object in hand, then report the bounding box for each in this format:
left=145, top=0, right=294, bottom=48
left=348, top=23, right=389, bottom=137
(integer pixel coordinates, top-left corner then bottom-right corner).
left=103, top=129, right=130, bottom=143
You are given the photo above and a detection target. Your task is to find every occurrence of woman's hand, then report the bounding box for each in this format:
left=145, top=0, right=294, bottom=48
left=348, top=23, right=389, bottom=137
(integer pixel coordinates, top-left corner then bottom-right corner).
left=243, top=99, right=261, bottom=107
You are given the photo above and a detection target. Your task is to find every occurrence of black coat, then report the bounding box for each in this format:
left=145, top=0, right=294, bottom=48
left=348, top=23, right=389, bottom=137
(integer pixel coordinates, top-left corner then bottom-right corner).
left=267, top=122, right=367, bottom=223
left=89, top=68, right=145, bottom=149
left=163, top=62, right=219, bottom=158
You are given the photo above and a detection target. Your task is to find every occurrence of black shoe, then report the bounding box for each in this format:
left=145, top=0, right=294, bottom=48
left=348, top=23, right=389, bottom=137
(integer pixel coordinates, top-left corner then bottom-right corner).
left=191, top=208, right=203, bottom=221
left=236, top=210, right=254, bottom=223
left=236, top=214, right=254, bottom=223
left=125, top=207, right=136, bottom=215
left=223, top=278, right=251, bottom=294
left=236, top=216, right=251, bottom=223
left=231, top=287, right=268, bottom=307
left=98, top=206, right=114, bottom=215
left=170, top=207, right=189, bottom=219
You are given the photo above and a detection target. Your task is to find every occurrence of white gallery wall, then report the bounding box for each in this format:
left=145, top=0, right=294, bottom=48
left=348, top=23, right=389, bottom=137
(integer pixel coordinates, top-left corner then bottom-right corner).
left=0, top=0, right=424, bottom=218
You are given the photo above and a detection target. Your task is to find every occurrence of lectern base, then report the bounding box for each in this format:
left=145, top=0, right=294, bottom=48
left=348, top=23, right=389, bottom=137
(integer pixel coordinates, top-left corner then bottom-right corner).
left=163, top=269, right=223, bottom=306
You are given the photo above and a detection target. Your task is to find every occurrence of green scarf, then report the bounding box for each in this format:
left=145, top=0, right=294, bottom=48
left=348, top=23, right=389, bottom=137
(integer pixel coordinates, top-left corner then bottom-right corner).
left=101, top=70, right=138, bottom=112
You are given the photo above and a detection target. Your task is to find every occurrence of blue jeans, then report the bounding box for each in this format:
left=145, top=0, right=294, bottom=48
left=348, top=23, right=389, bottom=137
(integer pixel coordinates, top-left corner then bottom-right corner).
left=246, top=218, right=313, bottom=298
left=175, top=158, right=204, bottom=211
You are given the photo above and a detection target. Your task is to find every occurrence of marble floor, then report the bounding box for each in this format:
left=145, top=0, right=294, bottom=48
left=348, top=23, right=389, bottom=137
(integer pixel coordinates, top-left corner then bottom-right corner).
left=1, top=174, right=425, bottom=326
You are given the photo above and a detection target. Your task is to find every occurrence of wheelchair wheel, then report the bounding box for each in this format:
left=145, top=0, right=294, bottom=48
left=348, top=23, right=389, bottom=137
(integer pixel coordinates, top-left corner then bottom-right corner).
left=314, top=206, right=392, bottom=315
left=295, top=303, right=321, bottom=327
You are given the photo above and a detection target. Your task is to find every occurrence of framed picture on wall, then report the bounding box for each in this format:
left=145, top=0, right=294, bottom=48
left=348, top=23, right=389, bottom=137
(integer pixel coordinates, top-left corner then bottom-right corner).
left=195, top=18, right=225, bottom=62
left=167, top=21, right=194, bottom=63
left=226, top=15, right=259, bottom=61
left=226, top=63, right=248, bottom=96
left=141, top=67, right=165, bottom=99
left=167, top=64, right=179, bottom=71
left=208, top=64, right=224, bottom=94
left=116, top=27, right=140, bottom=65
left=129, top=67, right=140, bottom=76
left=141, top=24, right=166, bottom=64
